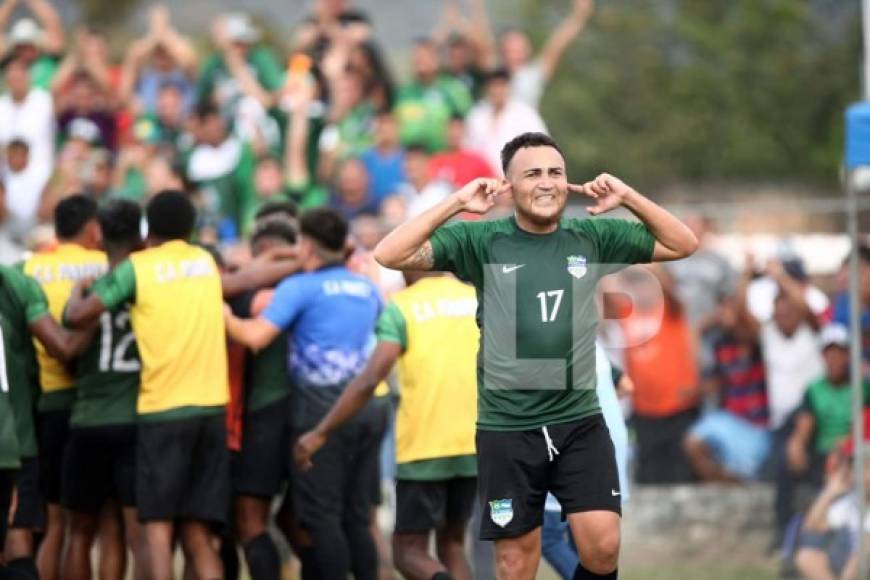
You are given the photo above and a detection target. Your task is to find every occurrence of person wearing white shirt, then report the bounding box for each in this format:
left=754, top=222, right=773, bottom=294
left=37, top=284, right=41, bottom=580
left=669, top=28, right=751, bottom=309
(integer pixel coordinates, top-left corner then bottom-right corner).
left=0, top=58, right=55, bottom=175
left=395, top=144, right=452, bottom=220
left=464, top=69, right=547, bottom=176
left=1, top=139, right=48, bottom=244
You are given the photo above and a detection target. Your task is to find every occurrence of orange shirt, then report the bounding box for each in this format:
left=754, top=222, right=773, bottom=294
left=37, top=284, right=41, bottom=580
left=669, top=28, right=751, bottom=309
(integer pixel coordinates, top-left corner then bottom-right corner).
left=623, top=302, right=700, bottom=417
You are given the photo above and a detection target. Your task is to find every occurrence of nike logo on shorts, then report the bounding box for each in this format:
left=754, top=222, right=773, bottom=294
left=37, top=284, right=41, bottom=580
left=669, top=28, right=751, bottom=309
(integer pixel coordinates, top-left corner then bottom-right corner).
left=501, top=264, right=525, bottom=273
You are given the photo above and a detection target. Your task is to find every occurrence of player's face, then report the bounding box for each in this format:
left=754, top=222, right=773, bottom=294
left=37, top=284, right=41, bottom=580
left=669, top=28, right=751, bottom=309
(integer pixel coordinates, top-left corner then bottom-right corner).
left=507, top=146, right=568, bottom=226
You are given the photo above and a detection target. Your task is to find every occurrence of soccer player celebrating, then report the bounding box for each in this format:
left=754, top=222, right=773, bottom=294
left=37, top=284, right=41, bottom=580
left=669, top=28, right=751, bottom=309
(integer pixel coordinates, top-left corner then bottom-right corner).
left=0, top=260, right=94, bottom=578
left=61, top=199, right=145, bottom=580
left=294, top=269, right=479, bottom=580
left=22, top=195, right=107, bottom=580
left=224, top=208, right=383, bottom=580
left=374, top=132, right=698, bottom=580
left=65, top=191, right=231, bottom=580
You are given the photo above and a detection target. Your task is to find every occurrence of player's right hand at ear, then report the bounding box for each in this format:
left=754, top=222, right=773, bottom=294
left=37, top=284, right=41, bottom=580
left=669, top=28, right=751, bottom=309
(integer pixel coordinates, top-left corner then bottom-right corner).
left=453, top=178, right=511, bottom=214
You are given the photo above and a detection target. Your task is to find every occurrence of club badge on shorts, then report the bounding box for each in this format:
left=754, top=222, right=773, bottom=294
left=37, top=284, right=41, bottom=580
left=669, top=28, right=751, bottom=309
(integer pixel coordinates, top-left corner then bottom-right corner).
left=567, top=255, right=587, bottom=279
left=489, top=498, right=513, bottom=527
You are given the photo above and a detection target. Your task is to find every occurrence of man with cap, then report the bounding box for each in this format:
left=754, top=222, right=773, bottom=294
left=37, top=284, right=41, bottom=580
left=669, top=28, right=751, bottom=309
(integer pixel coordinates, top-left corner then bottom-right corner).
left=787, top=324, right=870, bottom=486
left=0, top=0, right=65, bottom=89
left=197, top=12, right=283, bottom=121
left=0, top=55, right=54, bottom=176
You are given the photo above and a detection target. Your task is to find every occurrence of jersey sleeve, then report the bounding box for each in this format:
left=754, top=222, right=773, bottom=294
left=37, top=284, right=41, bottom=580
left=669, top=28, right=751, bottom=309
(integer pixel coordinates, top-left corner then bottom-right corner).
left=91, top=260, right=137, bottom=311
left=5, top=268, right=49, bottom=323
left=375, top=302, right=407, bottom=350
left=261, top=276, right=307, bottom=330
left=430, top=221, right=483, bottom=283
left=582, top=219, right=656, bottom=265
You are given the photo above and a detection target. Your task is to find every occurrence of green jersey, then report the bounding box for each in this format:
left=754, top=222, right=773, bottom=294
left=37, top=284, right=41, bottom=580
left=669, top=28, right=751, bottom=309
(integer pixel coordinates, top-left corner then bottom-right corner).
left=232, top=289, right=290, bottom=412
left=800, top=377, right=870, bottom=453
left=0, top=305, right=21, bottom=469
left=394, top=76, right=472, bottom=152
left=70, top=305, right=140, bottom=428
left=0, top=266, right=49, bottom=457
left=430, top=216, right=655, bottom=431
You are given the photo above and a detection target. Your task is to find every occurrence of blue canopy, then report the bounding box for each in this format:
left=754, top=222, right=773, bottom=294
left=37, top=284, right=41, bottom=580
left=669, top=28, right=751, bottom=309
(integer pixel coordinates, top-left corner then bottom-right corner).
left=847, top=101, right=870, bottom=170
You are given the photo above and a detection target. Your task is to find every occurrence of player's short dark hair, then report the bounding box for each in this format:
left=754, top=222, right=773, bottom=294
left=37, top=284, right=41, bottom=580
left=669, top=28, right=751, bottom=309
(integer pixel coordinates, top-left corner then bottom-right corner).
left=98, top=199, right=141, bottom=248
left=252, top=219, right=297, bottom=247
left=146, top=190, right=196, bottom=241
left=413, top=36, right=438, bottom=50
left=195, top=102, right=221, bottom=120
left=255, top=200, right=298, bottom=222
left=500, top=132, right=564, bottom=174
left=54, top=194, right=98, bottom=240
left=300, top=208, right=347, bottom=253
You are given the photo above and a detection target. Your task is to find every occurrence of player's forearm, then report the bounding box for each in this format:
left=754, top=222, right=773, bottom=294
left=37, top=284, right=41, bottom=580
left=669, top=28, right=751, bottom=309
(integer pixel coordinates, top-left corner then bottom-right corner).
left=221, top=259, right=299, bottom=299
left=374, top=195, right=464, bottom=270
left=621, top=189, right=698, bottom=260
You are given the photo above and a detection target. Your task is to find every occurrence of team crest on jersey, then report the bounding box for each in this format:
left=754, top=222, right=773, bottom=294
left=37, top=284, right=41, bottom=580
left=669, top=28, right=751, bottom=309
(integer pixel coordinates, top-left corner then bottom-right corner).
left=566, top=255, right=587, bottom=279
left=489, top=499, right=513, bottom=527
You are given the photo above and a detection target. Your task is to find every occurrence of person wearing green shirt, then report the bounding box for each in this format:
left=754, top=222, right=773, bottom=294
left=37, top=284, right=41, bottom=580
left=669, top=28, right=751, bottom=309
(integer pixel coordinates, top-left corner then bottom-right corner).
left=788, top=324, right=870, bottom=471
left=0, top=263, right=91, bottom=576
left=394, top=38, right=472, bottom=153
left=196, top=13, right=283, bottom=120
left=0, top=301, right=21, bottom=555
left=186, top=103, right=257, bottom=242
left=61, top=199, right=147, bottom=580
left=229, top=219, right=296, bottom=580
left=372, top=132, right=698, bottom=580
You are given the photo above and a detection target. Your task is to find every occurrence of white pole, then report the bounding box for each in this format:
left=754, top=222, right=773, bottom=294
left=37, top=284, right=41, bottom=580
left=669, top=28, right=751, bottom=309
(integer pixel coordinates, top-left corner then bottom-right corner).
left=848, top=172, right=866, bottom=580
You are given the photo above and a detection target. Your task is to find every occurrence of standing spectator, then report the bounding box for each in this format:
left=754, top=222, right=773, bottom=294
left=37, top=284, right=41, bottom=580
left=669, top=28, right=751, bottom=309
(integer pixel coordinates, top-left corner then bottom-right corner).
left=683, top=294, right=771, bottom=483
left=329, top=157, right=378, bottom=220
left=429, top=114, right=494, bottom=190
left=131, top=79, right=191, bottom=154
left=622, top=265, right=700, bottom=484
left=54, top=69, right=118, bottom=152
left=394, top=38, right=472, bottom=153
left=118, top=5, right=197, bottom=118
left=185, top=103, right=257, bottom=243
left=294, top=0, right=372, bottom=62
left=464, top=69, right=547, bottom=175
left=787, top=324, right=870, bottom=487
left=495, top=0, right=594, bottom=109
left=430, top=0, right=495, bottom=99
left=748, top=253, right=830, bottom=324
left=198, top=13, right=283, bottom=124
left=1, top=138, right=47, bottom=245
left=831, top=245, right=870, bottom=372
left=742, top=257, right=826, bottom=543
left=0, top=0, right=65, bottom=89
left=0, top=56, right=54, bottom=175
left=346, top=41, right=395, bottom=113
left=359, top=109, right=405, bottom=205
left=395, top=145, right=452, bottom=220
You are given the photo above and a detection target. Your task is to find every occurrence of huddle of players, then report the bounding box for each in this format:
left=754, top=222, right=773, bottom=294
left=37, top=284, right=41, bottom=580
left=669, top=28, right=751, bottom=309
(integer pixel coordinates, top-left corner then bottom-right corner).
left=0, top=188, right=480, bottom=580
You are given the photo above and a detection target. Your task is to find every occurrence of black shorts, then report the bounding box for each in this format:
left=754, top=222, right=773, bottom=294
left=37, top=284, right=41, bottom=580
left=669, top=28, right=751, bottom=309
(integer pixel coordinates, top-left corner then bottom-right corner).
left=137, top=413, right=230, bottom=525
left=291, top=395, right=385, bottom=531
left=395, top=477, right=477, bottom=534
left=0, top=468, right=16, bottom=546
left=62, top=424, right=137, bottom=513
left=233, top=397, right=290, bottom=498
left=38, top=409, right=70, bottom=504
left=10, top=456, right=44, bottom=529
left=476, top=414, right=620, bottom=541
left=366, top=397, right=390, bottom=507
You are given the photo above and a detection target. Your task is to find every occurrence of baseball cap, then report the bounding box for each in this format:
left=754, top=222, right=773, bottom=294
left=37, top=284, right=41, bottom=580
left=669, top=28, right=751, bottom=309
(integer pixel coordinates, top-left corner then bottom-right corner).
left=223, top=13, right=261, bottom=44
left=67, top=118, right=102, bottom=145
left=8, top=18, right=43, bottom=48
left=820, top=323, right=849, bottom=350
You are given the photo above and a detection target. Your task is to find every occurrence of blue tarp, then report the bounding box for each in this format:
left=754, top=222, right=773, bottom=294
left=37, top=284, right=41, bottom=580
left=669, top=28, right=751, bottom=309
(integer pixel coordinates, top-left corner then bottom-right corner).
left=847, top=101, right=870, bottom=170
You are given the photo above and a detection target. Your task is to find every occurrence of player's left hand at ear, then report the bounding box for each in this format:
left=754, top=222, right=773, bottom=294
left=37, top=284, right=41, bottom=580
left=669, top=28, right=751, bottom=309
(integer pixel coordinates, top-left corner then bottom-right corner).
left=569, top=173, right=633, bottom=216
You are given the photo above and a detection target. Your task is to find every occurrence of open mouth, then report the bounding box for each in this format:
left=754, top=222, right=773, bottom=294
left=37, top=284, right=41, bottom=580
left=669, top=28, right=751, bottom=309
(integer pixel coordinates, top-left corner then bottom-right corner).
left=534, top=193, right=557, bottom=203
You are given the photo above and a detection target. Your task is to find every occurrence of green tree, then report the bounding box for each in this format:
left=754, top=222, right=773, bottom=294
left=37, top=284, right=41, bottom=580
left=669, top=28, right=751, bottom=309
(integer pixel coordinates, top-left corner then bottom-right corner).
left=518, top=0, right=861, bottom=187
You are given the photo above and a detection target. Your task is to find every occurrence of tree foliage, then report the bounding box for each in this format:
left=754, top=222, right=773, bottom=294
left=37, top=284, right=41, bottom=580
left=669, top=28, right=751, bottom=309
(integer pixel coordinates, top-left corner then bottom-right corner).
left=523, top=0, right=861, bottom=187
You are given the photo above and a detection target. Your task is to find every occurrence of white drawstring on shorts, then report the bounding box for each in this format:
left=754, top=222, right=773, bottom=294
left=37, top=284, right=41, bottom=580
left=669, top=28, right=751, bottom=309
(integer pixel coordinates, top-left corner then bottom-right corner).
left=542, top=426, right=560, bottom=462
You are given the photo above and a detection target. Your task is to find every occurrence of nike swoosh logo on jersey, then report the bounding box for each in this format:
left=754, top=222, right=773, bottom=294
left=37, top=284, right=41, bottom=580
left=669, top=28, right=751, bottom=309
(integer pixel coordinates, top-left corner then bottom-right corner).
left=611, top=490, right=620, bottom=496
left=501, top=264, right=526, bottom=273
